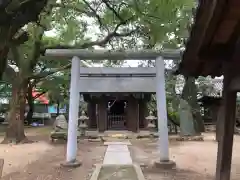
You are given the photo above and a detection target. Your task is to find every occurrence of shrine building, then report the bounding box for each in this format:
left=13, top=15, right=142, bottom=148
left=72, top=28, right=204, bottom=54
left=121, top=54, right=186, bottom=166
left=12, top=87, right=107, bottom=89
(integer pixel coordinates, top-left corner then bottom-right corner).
left=79, top=67, right=156, bottom=132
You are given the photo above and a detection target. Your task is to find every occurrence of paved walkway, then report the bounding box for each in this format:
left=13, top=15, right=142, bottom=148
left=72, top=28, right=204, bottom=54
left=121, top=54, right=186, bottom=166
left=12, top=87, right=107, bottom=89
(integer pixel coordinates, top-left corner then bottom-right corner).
left=103, top=141, right=133, bottom=165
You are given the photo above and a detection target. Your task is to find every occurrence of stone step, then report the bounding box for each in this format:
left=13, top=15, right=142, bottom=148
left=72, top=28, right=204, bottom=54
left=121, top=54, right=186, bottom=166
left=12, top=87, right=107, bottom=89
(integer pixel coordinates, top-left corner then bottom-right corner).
left=103, top=151, right=133, bottom=165
left=103, top=145, right=132, bottom=165
left=104, top=141, right=132, bottom=146
left=107, top=145, right=129, bottom=152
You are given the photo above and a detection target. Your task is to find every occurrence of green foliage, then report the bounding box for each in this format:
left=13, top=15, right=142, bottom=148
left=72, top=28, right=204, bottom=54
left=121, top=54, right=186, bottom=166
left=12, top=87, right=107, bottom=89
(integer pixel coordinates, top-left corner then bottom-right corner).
left=168, top=107, right=180, bottom=125
left=40, top=72, right=70, bottom=106
left=0, top=83, right=11, bottom=98
left=3, top=0, right=197, bottom=116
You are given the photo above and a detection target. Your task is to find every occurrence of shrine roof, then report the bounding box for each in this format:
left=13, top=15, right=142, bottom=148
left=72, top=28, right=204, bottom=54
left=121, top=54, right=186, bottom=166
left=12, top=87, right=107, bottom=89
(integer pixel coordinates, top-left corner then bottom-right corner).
left=79, top=76, right=156, bottom=93
left=177, top=0, right=240, bottom=77
left=78, top=67, right=157, bottom=93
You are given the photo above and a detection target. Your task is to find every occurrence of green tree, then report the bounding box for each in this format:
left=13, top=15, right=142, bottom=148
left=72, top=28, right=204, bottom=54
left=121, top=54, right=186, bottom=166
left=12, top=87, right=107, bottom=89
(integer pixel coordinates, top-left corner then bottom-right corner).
left=136, top=0, right=204, bottom=134
left=0, top=0, right=47, bottom=80
left=2, top=0, right=199, bottom=143
left=2, top=0, right=157, bottom=143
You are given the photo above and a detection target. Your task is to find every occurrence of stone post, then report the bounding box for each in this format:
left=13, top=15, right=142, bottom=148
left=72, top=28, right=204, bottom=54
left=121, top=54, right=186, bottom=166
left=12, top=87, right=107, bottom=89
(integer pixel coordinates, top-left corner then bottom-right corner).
left=155, top=56, right=175, bottom=168
left=62, top=56, right=81, bottom=167
left=146, top=111, right=157, bottom=131
left=78, top=111, right=89, bottom=136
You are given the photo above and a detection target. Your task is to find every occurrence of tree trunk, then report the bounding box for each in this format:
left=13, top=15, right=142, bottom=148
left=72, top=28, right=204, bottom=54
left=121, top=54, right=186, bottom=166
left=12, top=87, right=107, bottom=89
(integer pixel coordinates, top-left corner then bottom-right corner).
left=216, top=103, right=224, bottom=141
left=182, top=77, right=205, bottom=134
left=0, top=47, right=9, bottom=81
left=0, top=24, right=23, bottom=80
left=2, top=79, right=29, bottom=144
left=26, top=84, right=34, bottom=125
left=0, top=26, right=12, bottom=80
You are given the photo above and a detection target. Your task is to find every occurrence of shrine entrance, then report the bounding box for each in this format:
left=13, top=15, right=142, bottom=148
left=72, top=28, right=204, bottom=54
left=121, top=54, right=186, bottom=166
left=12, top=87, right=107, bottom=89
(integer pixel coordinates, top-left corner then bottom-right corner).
left=107, top=100, right=127, bottom=130
left=44, top=48, right=180, bottom=168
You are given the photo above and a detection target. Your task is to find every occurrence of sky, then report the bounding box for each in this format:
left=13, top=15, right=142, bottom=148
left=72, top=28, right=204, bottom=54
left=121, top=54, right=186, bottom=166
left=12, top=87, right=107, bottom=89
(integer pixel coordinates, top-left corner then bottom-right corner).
left=122, top=60, right=140, bottom=67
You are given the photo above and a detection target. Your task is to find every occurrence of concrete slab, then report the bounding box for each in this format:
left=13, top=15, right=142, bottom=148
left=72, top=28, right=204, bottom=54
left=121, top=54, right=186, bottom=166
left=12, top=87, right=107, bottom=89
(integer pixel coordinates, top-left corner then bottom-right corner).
left=107, top=145, right=129, bottom=152
left=91, top=142, right=146, bottom=179
left=103, top=151, right=133, bottom=165
left=104, top=141, right=132, bottom=146
left=89, top=164, right=146, bottom=180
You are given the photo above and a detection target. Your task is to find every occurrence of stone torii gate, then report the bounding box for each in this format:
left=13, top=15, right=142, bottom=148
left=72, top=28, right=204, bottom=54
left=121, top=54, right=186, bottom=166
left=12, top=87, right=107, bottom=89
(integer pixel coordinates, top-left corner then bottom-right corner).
left=44, top=49, right=181, bottom=167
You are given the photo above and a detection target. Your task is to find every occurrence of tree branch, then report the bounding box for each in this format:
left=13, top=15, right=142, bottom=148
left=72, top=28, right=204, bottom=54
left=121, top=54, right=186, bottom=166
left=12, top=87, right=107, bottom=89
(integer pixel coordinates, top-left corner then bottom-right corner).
left=44, top=16, right=136, bottom=51
left=29, top=63, right=71, bottom=80
left=29, top=26, right=44, bottom=70
left=11, top=31, right=29, bottom=46
left=82, top=0, right=104, bottom=29
left=10, top=45, right=21, bottom=67
left=35, top=15, right=137, bottom=81
left=132, top=0, right=163, bottom=22
left=80, top=24, right=138, bottom=48
left=101, top=0, right=125, bottom=22
left=2, top=64, right=16, bottom=83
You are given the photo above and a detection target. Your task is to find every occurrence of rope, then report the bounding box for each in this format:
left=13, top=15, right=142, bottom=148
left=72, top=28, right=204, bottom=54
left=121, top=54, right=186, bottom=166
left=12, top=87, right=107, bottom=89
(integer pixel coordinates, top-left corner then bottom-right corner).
left=107, top=97, right=118, bottom=111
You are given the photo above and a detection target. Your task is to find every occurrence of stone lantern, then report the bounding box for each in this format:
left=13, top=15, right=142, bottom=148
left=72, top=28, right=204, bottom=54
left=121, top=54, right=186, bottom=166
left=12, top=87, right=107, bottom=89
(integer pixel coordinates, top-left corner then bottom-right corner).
left=78, top=111, right=89, bottom=136
left=145, top=111, right=157, bottom=131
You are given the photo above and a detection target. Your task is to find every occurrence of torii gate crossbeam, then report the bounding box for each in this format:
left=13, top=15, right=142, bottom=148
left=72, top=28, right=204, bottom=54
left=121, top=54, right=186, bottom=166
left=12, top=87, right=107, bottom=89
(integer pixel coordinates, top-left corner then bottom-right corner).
left=45, top=49, right=181, bottom=60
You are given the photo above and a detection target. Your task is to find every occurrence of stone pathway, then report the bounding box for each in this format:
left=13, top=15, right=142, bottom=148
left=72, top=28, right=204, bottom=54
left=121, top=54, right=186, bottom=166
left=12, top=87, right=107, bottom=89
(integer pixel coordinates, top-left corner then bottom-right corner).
left=89, top=141, right=146, bottom=180
left=103, top=141, right=133, bottom=165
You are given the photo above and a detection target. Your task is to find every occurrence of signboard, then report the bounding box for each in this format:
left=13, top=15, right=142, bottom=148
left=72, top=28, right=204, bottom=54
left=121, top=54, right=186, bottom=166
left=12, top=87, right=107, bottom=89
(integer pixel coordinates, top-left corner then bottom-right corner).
left=48, top=105, right=67, bottom=114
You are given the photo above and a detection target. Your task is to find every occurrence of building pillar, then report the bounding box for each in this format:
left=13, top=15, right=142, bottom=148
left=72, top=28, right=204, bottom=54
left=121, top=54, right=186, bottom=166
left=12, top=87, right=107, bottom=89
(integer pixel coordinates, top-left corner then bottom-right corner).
left=98, top=97, right=107, bottom=132
left=127, top=95, right=139, bottom=132
left=87, top=101, right=97, bottom=129
left=216, top=103, right=223, bottom=142
left=63, top=56, right=81, bottom=167
left=155, top=56, right=175, bottom=168
left=139, top=99, right=147, bottom=129
left=216, top=71, right=236, bottom=180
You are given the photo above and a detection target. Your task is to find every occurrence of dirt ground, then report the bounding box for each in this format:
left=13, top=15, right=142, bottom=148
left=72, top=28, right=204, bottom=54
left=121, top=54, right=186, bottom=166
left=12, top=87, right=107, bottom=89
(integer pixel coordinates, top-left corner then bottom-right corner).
left=0, top=127, right=106, bottom=180
left=1, top=128, right=240, bottom=180
left=130, top=133, right=240, bottom=180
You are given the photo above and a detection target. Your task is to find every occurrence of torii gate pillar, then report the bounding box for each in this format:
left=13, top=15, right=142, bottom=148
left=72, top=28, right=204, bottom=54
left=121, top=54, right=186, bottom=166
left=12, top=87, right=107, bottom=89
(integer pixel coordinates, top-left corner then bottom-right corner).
left=61, top=56, right=81, bottom=168
left=155, top=56, right=176, bottom=168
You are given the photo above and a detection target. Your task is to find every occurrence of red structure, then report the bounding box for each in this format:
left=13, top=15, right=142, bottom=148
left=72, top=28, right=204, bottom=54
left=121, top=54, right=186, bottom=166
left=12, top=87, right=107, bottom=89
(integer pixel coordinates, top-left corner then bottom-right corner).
left=32, top=90, right=49, bottom=104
